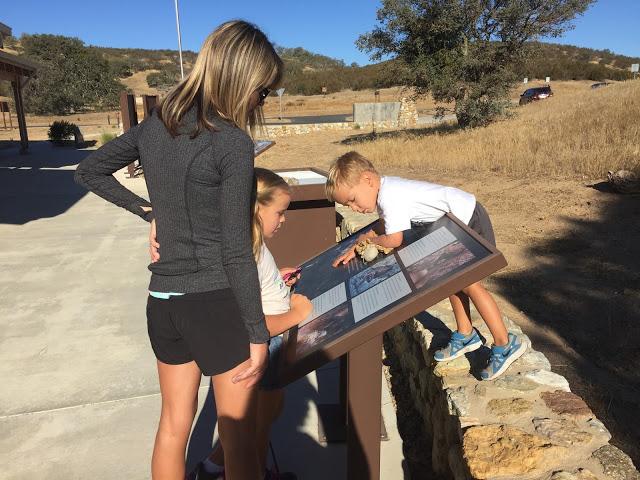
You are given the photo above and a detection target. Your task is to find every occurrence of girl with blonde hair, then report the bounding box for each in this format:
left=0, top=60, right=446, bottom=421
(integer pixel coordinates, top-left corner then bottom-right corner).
left=76, top=20, right=284, bottom=480
left=201, top=168, right=312, bottom=479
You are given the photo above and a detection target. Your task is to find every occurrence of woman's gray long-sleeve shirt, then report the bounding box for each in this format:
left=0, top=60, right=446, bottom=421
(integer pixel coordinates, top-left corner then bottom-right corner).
left=75, top=108, right=269, bottom=344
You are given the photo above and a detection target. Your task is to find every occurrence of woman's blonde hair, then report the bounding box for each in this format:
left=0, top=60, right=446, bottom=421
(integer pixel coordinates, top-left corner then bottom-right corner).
left=252, top=168, right=290, bottom=259
left=159, top=20, right=283, bottom=136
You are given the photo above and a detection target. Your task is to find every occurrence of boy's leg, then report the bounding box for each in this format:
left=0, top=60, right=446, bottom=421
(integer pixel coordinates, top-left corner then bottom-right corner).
left=449, top=292, right=473, bottom=335
left=434, top=293, right=483, bottom=361
left=462, top=282, right=508, bottom=346
left=463, top=282, right=528, bottom=380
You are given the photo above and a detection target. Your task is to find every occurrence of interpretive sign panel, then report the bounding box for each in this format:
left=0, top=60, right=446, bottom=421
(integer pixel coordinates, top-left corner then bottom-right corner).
left=279, top=213, right=507, bottom=385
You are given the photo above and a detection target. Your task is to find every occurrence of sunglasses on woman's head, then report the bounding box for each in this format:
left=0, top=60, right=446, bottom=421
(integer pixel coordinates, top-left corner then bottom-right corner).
left=258, top=88, right=270, bottom=105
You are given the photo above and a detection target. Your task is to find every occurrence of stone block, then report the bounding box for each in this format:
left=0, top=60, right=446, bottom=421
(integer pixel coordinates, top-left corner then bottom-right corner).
left=591, top=445, right=640, bottom=480
left=526, top=370, right=571, bottom=392
left=493, top=373, right=540, bottom=392
left=532, top=417, right=593, bottom=446
left=463, top=424, right=566, bottom=479
left=540, top=391, right=593, bottom=418
left=487, top=397, right=534, bottom=417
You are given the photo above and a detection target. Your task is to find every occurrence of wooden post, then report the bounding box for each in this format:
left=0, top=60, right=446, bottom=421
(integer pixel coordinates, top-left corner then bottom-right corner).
left=346, top=335, right=383, bottom=480
left=11, top=77, right=29, bottom=154
left=142, top=95, right=158, bottom=119
left=119, top=92, right=138, bottom=177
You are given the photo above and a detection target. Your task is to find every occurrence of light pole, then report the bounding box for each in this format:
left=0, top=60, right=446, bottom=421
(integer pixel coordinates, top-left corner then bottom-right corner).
left=174, top=0, right=185, bottom=79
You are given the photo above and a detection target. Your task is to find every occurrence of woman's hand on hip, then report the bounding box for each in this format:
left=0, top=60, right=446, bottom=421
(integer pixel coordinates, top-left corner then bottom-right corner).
left=232, top=342, right=268, bottom=388
left=149, top=219, right=160, bottom=263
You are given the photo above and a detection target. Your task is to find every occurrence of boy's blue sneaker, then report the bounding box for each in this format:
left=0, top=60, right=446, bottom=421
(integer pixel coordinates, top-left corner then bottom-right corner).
left=481, top=332, right=528, bottom=381
left=434, top=329, right=483, bottom=362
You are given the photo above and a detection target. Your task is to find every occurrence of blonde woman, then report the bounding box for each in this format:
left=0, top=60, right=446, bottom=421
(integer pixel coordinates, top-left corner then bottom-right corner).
left=75, top=21, right=284, bottom=480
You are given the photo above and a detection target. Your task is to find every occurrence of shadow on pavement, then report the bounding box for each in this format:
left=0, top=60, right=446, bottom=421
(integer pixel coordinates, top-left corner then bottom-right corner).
left=0, top=141, right=93, bottom=224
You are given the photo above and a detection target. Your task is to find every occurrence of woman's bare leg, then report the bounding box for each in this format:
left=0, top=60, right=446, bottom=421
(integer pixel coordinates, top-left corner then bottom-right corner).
left=463, top=282, right=508, bottom=346
left=208, top=388, right=284, bottom=473
left=211, top=358, right=261, bottom=480
left=255, top=389, right=284, bottom=471
left=152, top=360, right=202, bottom=480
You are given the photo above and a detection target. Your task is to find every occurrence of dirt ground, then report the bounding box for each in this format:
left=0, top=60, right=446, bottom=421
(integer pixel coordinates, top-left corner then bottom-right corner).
left=256, top=128, right=640, bottom=466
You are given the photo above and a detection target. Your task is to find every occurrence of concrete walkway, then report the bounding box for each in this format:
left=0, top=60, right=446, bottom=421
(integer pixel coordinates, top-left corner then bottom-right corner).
left=0, top=142, right=405, bottom=479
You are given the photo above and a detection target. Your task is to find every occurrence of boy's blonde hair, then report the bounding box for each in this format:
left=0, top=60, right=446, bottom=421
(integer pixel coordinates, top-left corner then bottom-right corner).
left=159, top=20, right=283, bottom=137
left=252, top=168, right=291, bottom=259
left=326, top=151, right=378, bottom=202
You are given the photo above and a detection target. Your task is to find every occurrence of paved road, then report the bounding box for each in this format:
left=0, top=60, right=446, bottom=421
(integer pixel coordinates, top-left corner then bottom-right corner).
left=265, top=113, right=456, bottom=126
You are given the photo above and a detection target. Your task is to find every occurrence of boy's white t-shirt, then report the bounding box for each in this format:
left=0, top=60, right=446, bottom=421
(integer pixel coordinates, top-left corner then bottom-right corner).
left=377, top=176, right=476, bottom=234
left=257, top=244, right=291, bottom=316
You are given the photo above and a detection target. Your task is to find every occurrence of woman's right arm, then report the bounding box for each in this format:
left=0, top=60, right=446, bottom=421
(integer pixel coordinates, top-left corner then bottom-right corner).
left=218, top=137, right=270, bottom=344
left=74, top=123, right=153, bottom=222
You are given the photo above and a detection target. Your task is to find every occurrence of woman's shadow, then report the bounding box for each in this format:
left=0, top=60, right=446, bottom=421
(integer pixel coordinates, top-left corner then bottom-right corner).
left=187, top=373, right=342, bottom=479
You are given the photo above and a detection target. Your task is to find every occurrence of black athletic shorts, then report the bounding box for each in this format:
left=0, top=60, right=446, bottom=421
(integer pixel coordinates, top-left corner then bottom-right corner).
left=146, top=289, right=250, bottom=376
left=467, top=202, right=496, bottom=247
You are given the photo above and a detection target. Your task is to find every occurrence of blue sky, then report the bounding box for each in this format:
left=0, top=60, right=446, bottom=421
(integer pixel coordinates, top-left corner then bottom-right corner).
left=3, top=1, right=639, bottom=64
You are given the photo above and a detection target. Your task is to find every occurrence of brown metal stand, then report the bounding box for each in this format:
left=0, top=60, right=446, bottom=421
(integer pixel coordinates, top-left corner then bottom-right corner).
left=11, top=77, right=28, bottom=154
left=346, top=334, right=383, bottom=480
left=119, top=92, right=138, bottom=177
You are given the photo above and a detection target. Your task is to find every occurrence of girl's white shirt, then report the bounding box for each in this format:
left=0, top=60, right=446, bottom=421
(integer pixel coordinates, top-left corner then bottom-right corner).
left=257, top=244, right=291, bottom=316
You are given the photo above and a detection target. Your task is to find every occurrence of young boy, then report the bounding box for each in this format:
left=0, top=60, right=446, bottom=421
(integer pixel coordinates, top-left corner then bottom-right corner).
left=326, top=151, right=527, bottom=380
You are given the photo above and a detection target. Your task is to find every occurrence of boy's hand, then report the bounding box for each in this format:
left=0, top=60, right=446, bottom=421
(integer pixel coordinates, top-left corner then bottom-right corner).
left=332, top=247, right=356, bottom=267
left=291, top=293, right=313, bottom=319
left=149, top=219, right=160, bottom=263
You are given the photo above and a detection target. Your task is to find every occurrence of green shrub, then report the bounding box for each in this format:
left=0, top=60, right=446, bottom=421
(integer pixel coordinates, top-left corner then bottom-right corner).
left=100, top=132, right=117, bottom=144
left=48, top=121, right=77, bottom=142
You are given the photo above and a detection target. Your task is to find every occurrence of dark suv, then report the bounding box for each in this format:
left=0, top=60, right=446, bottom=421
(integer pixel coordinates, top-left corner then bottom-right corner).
left=519, top=86, right=553, bottom=106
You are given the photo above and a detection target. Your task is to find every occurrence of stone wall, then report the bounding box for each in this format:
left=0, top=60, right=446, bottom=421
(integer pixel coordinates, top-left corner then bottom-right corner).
left=353, top=101, right=401, bottom=125
left=263, top=98, right=419, bottom=137
left=337, top=206, right=639, bottom=480
left=398, top=97, right=419, bottom=128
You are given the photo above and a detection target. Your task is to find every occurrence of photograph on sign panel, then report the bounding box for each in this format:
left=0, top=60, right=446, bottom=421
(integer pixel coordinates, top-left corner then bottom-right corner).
left=294, top=224, right=376, bottom=299
left=348, top=254, right=401, bottom=297
left=406, top=240, right=476, bottom=290
left=296, top=302, right=354, bottom=357
left=299, top=282, right=348, bottom=328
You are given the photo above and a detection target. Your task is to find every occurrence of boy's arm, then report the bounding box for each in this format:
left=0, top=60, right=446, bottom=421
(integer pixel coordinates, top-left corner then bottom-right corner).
left=368, top=231, right=403, bottom=249
left=332, top=230, right=403, bottom=266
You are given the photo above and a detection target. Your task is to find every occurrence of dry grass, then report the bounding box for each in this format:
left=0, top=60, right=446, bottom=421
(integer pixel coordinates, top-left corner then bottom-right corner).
left=354, top=80, right=640, bottom=179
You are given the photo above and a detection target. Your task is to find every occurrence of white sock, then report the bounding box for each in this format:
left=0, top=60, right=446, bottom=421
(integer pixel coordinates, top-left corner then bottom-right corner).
left=201, top=457, right=224, bottom=474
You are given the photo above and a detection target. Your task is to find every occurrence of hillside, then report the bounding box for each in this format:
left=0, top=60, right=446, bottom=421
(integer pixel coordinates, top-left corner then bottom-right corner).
left=93, top=41, right=638, bottom=94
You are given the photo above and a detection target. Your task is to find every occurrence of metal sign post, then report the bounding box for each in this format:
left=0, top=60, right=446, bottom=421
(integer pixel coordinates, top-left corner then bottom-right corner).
left=174, top=0, right=184, bottom=79
left=276, top=87, right=285, bottom=120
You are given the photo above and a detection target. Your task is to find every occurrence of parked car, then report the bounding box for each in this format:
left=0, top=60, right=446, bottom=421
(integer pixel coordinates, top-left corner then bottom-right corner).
left=519, top=86, right=553, bottom=105
left=591, top=82, right=611, bottom=89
